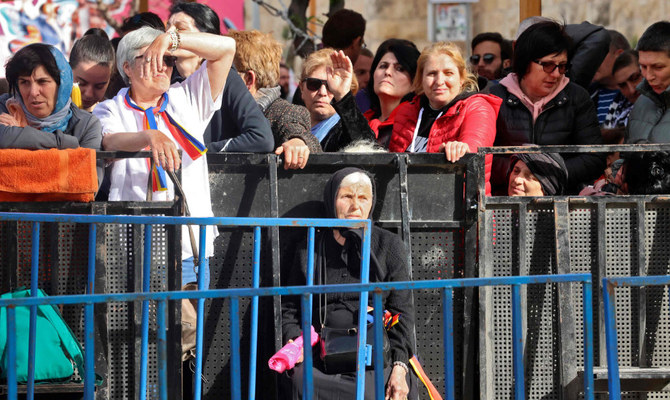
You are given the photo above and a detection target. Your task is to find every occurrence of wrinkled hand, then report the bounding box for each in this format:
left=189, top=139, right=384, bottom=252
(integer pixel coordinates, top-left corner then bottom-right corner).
left=327, top=50, right=353, bottom=102
left=287, top=339, right=304, bottom=364
left=147, top=129, right=181, bottom=172
left=275, top=138, right=310, bottom=170
left=385, top=365, right=409, bottom=400
left=439, top=141, right=471, bottom=163
left=141, top=32, right=173, bottom=79
left=0, top=113, right=23, bottom=127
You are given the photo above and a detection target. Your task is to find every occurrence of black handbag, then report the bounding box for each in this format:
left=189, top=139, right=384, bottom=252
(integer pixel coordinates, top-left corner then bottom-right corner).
left=317, top=252, right=390, bottom=374
left=319, top=320, right=390, bottom=374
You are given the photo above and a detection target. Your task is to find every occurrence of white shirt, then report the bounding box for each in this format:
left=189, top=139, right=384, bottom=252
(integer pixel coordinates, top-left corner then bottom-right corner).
left=94, top=63, right=221, bottom=260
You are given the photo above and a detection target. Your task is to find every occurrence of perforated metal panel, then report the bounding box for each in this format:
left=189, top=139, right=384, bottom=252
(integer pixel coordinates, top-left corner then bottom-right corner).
left=0, top=203, right=178, bottom=400
left=483, top=199, right=670, bottom=400
left=411, top=228, right=464, bottom=398
left=485, top=204, right=572, bottom=399
left=203, top=228, right=256, bottom=399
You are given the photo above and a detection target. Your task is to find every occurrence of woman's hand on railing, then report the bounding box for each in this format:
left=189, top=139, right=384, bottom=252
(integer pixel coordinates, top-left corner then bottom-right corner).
left=148, top=130, right=181, bottom=172
left=439, top=140, right=470, bottom=163
left=275, top=138, right=310, bottom=170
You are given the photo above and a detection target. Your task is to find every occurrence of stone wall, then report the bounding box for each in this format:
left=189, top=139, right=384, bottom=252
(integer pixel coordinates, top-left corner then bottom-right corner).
left=245, top=0, right=667, bottom=60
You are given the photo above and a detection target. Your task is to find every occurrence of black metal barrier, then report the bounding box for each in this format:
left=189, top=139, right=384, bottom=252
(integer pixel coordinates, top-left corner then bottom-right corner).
left=477, top=144, right=670, bottom=400
left=204, top=152, right=479, bottom=399
left=0, top=152, right=477, bottom=400
left=13, top=144, right=670, bottom=400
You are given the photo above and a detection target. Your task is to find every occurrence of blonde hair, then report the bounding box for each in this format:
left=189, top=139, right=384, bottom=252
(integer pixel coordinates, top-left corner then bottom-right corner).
left=227, top=30, right=282, bottom=89
left=300, top=48, right=358, bottom=94
left=413, top=42, right=478, bottom=96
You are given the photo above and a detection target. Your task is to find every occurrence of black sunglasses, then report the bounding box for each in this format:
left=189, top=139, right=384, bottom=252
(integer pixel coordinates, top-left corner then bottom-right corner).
left=470, top=53, right=496, bottom=65
left=303, top=77, right=329, bottom=92
left=533, top=60, right=569, bottom=74
left=135, top=54, right=178, bottom=68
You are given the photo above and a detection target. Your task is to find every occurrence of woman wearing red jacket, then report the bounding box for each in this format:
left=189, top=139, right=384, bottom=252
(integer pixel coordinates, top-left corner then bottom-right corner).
left=389, top=42, right=501, bottom=195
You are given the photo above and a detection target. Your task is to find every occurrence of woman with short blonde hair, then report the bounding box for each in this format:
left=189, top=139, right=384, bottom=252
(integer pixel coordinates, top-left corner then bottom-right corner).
left=299, top=48, right=373, bottom=152
left=390, top=41, right=501, bottom=194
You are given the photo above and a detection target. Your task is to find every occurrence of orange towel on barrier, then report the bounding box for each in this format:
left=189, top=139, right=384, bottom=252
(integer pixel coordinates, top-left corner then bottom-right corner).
left=0, top=148, right=97, bottom=202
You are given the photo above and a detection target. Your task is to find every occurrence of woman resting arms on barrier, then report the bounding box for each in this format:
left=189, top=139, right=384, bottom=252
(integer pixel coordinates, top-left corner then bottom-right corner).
left=389, top=42, right=501, bottom=195
left=507, top=152, right=568, bottom=196
left=0, top=43, right=102, bottom=151
left=490, top=20, right=604, bottom=194
left=93, top=26, right=235, bottom=289
left=281, top=168, right=416, bottom=400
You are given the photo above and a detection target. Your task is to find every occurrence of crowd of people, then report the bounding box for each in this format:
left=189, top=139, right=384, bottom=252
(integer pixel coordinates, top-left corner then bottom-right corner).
left=2, top=4, right=670, bottom=398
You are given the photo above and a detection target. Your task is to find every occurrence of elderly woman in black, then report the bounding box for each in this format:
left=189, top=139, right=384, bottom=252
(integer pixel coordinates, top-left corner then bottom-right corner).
left=282, top=167, right=416, bottom=400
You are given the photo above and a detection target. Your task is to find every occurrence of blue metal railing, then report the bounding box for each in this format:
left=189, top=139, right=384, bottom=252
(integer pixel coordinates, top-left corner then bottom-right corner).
left=0, top=212, right=372, bottom=400
left=602, top=275, right=670, bottom=400
left=0, top=212, right=596, bottom=400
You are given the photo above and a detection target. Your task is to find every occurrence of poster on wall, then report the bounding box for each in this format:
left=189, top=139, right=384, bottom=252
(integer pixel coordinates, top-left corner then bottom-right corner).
left=433, top=3, right=468, bottom=42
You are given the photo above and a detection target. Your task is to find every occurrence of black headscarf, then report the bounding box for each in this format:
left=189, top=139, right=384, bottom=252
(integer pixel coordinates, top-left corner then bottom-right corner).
left=323, top=167, right=376, bottom=220
left=508, top=153, right=569, bottom=195
left=319, top=168, right=379, bottom=286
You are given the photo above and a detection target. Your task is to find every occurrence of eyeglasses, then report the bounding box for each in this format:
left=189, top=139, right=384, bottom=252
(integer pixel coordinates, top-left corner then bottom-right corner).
left=533, top=60, right=569, bottom=74
left=470, top=53, right=496, bottom=65
left=134, top=54, right=178, bottom=68
left=303, top=77, right=329, bottom=92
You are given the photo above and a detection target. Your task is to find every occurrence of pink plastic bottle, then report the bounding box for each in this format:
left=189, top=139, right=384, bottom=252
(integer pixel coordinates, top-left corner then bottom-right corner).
left=268, top=326, right=319, bottom=373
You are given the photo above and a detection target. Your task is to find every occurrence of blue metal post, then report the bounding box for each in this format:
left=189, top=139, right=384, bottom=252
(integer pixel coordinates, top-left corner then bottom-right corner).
left=248, top=226, right=261, bottom=400
left=157, top=300, right=168, bottom=400
left=372, top=292, right=384, bottom=400
left=355, top=222, right=372, bottom=400
left=230, top=297, right=242, bottom=400
left=6, top=306, right=17, bottom=400
left=582, top=280, right=594, bottom=400
left=511, top=284, right=525, bottom=400
left=139, top=224, right=153, bottom=400
left=27, top=221, right=40, bottom=400
left=442, top=288, right=455, bottom=400
left=84, top=223, right=97, bottom=400
left=301, top=227, right=316, bottom=400
left=602, top=280, right=621, bottom=400
left=194, top=226, right=208, bottom=400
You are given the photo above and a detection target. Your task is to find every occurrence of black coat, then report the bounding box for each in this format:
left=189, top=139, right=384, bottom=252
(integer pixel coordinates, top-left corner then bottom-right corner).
left=320, top=92, right=377, bottom=152
left=282, top=226, right=415, bottom=365
left=490, top=81, right=605, bottom=193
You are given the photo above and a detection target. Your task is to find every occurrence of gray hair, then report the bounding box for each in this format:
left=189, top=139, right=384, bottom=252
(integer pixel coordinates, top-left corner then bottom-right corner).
left=116, top=26, right=163, bottom=85
left=341, top=140, right=387, bottom=153
left=515, top=16, right=552, bottom=40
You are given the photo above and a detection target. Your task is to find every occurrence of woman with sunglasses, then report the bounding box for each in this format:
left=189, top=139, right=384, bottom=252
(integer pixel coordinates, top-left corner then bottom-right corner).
left=299, top=48, right=376, bottom=152
left=94, top=26, right=235, bottom=289
left=490, top=20, right=604, bottom=194
left=389, top=41, right=501, bottom=195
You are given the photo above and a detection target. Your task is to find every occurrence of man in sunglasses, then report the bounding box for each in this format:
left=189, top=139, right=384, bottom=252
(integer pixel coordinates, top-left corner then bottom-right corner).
left=470, top=32, right=512, bottom=82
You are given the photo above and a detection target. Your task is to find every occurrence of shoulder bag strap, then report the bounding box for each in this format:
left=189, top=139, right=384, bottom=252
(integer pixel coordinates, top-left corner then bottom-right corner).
left=167, top=170, right=199, bottom=265
left=37, top=289, right=104, bottom=385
